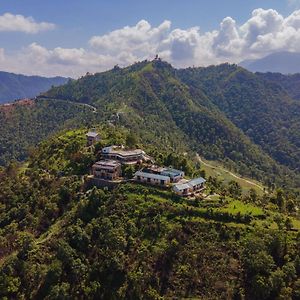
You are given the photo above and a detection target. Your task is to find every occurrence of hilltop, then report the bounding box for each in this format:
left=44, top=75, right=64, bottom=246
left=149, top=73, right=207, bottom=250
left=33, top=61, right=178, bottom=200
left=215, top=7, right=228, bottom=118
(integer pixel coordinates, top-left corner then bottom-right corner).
left=41, top=60, right=300, bottom=188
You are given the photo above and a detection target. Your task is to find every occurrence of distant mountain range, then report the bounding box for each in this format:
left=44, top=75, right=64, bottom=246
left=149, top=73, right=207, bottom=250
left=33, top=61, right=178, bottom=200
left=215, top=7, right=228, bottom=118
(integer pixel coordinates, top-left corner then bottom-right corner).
left=240, top=51, right=300, bottom=74
left=0, top=71, right=69, bottom=103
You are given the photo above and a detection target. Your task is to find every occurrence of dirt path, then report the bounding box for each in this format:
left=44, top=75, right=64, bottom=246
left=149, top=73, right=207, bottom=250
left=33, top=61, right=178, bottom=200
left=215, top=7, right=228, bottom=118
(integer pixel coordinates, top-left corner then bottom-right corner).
left=80, top=103, right=97, bottom=113
left=196, top=154, right=264, bottom=191
left=37, top=97, right=97, bottom=113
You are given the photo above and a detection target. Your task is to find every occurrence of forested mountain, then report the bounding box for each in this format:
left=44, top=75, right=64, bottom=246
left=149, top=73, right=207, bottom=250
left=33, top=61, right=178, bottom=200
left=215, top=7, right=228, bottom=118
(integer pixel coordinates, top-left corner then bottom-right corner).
left=41, top=60, right=300, bottom=188
left=1, top=60, right=300, bottom=188
left=178, top=65, right=300, bottom=175
left=0, top=71, right=68, bottom=103
left=0, top=99, right=95, bottom=165
left=0, top=127, right=299, bottom=300
left=1, top=61, right=300, bottom=299
left=256, top=72, right=300, bottom=101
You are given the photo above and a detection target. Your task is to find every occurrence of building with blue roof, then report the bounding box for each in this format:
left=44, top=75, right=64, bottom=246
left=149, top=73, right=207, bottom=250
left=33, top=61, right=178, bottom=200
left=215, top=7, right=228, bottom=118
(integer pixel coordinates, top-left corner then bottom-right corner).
left=160, top=168, right=184, bottom=183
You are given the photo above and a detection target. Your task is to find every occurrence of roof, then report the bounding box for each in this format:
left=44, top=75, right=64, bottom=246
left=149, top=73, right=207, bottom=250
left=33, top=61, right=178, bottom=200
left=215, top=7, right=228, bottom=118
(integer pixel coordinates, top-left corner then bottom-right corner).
left=173, top=183, right=191, bottom=191
left=93, top=160, right=120, bottom=168
left=173, top=177, right=206, bottom=191
left=102, top=146, right=113, bottom=153
left=135, top=171, right=170, bottom=181
left=86, top=131, right=99, bottom=138
left=188, top=177, right=206, bottom=186
left=146, top=165, right=166, bottom=173
left=161, top=168, right=184, bottom=177
left=102, top=146, right=145, bottom=157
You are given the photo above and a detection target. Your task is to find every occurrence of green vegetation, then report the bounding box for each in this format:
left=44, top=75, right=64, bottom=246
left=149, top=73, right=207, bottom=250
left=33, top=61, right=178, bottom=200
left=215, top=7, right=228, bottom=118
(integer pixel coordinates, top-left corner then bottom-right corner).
left=178, top=64, right=300, bottom=187
left=0, top=99, right=95, bottom=165
left=1, top=60, right=300, bottom=298
left=1, top=60, right=300, bottom=190
left=0, top=128, right=299, bottom=299
left=41, top=60, right=300, bottom=188
left=198, top=156, right=265, bottom=195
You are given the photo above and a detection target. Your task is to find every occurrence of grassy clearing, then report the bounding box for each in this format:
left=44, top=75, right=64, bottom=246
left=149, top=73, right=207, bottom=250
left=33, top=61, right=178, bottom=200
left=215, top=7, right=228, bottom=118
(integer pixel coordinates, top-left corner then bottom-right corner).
left=198, top=156, right=265, bottom=195
left=217, top=199, right=264, bottom=217
left=292, top=218, right=300, bottom=230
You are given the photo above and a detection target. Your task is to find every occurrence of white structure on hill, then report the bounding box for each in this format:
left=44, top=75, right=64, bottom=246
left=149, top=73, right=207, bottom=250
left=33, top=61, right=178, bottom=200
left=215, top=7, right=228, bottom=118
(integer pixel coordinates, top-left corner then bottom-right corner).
left=173, top=177, right=206, bottom=196
left=134, top=171, right=171, bottom=186
left=102, top=146, right=152, bottom=165
left=160, top=168, right=184, bottom=183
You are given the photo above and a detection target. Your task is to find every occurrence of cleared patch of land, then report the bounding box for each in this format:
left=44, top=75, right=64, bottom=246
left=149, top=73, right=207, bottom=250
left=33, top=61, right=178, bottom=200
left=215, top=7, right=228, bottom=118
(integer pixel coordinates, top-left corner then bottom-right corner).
left=197, top=154, right=265, bottom=195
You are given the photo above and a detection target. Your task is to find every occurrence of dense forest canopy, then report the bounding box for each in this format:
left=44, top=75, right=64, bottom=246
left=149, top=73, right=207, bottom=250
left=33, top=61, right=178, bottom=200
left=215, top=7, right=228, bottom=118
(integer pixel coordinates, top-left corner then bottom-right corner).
left=0, top=60, right=300, bottom=299
left=0, top=127, right=299, bottom=299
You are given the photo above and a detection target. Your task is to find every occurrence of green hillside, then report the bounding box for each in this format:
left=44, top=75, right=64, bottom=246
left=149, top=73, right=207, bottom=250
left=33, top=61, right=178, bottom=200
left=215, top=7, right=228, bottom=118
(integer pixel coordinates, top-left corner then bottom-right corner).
left=42, top=60, right=300, bottom=188
left=0, top=99, right=95, bottom=165
left=1, top=60, right=300, bottom=189
left=178, top=64, right=300, bottom=174
left=256, top=72, right=300, bottom=101
left=0, top=128, right=299, bottom=300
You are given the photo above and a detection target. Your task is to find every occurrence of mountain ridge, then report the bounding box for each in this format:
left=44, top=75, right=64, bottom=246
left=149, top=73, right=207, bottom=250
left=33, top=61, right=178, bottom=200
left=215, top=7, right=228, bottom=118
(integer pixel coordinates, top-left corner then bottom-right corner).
left=0, top=71, right=69, bottom=103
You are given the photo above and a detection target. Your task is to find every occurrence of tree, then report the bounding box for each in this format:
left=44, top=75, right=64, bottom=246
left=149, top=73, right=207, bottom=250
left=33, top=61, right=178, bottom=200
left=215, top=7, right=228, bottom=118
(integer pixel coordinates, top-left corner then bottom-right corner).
left=126, top=133, right=138, bottom=148
left=228, top=181, right=242, bottom=199
left=276, top=189, right=285, bottom=212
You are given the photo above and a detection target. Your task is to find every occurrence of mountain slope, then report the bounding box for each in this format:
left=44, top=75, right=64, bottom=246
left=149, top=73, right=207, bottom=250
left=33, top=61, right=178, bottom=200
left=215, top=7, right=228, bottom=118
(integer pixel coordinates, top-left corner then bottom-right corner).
left=0, top=128, right=299, bottom=299
left=0, top=60, right=299, bottom=187
left=42, top=60, right=299, bottom=187
left=178, top=64, right=300, bottom=175
left=240, top=51, right=300, bottom=74
left=256, top=72, right=300, bottom=101
left=0, top=99, right=95, bottom=165
left=0, top=71, right=68, bottom=103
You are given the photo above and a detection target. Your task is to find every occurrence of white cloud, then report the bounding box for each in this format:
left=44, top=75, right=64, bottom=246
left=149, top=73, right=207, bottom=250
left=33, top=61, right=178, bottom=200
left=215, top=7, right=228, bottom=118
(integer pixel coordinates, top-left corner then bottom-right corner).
left=89, top=20, right=171, bottom=58
left=2, top=8, right=300, bottom=76
left=0, top=43, right=116, bottom=77
left=0, top=13, right=55, bottom=33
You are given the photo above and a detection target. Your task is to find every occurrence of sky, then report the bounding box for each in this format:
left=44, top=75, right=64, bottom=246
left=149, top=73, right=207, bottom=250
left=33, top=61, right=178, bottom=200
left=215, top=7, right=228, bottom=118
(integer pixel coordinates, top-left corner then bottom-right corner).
left=1, top=0, right=300, bottom=77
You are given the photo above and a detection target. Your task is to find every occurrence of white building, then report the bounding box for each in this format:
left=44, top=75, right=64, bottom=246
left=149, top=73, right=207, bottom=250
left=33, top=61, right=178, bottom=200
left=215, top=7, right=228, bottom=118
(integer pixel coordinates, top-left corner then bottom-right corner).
left=173, top=177, right=206, bottom=196
left=160, top=168, right=185, bottom=183
left=134, top=171, right=171, bottom=186
left=102, top=146, right=152, bottom=165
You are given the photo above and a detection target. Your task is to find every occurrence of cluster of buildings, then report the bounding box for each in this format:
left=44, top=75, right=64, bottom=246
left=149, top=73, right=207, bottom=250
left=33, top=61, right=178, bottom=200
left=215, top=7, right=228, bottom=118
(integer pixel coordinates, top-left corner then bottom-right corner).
left=86, top=130, right=206, bottom=197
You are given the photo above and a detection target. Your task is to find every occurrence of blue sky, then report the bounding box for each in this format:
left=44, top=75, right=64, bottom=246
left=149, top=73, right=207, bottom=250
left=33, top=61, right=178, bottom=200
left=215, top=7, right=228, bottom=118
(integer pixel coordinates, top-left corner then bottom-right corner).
left=0, top=0, right=295, bottom=49
left=0, top=0, right=300, bottom=76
